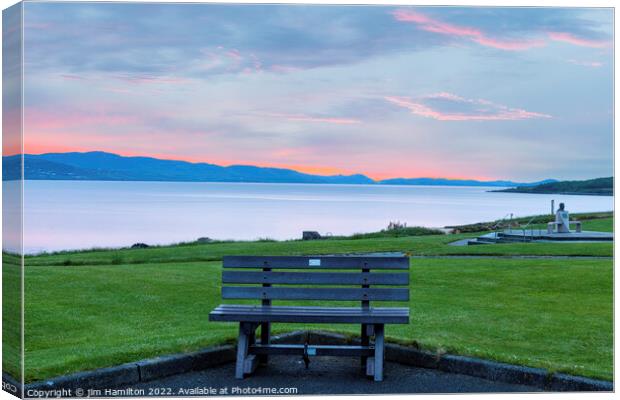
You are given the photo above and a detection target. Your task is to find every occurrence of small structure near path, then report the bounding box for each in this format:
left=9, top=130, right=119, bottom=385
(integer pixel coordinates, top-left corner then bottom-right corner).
left=467, top=229, right=613, bottom=245
left=465, top=203, right=612, bottom=245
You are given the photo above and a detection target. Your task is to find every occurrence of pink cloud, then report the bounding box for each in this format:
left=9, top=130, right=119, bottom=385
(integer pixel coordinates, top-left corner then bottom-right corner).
left=265, top=113, right=361, bottom=125
left=392, top=9, right=481, bottom=37
left=249, top=53, right=262, bottom=72
left=226, top=49, right=242, bottom=60
left=25, top=108, right=139, bottom=131
left=392, top=9, right=545, bottom=51
left=472, top=36, right=545, bottom=51
left=199, top=47, right=263, bottom=75
left=385, top=93, right=552, bottom=121
left=548, top=32, right=609, bottom=48
left=270, top=65, right=303, bottom=74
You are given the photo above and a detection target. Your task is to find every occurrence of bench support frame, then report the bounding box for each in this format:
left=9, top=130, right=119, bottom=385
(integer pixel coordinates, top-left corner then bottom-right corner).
left=259, top=322, right=270, bottom=364
left=214, top=256, right=410, bottom=383
left=234, top=322, right=386, bottom=381
left=235, top=322, right=258, bottom=379
left=373, top=324, right=385, bottom=381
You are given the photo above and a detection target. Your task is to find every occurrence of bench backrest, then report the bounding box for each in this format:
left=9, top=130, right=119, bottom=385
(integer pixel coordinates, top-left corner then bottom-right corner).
left=221, top=256, right=410, bottom=307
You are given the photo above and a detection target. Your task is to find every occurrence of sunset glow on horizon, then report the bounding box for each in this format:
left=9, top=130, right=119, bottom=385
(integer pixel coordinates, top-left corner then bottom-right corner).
left=18, top=3, right=613, bottom=182
left=19, top=146, right=493, bottom=181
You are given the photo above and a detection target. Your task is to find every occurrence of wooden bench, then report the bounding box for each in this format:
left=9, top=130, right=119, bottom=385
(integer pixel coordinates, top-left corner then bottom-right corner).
left=209, top=255, right=410, bottom=381
left=547, top=220, right=582, bottom=233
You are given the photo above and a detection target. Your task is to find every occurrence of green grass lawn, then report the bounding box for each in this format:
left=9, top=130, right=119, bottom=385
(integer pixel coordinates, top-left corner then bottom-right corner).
left=5, top=215, right=613, bottom=383
left=21, top=258, right=612, bottom=382
left=23, top=217, right=613, bottom=268
left=3, top=260, right=22, bottom=381
left=581, top=217, right=614, bottom=232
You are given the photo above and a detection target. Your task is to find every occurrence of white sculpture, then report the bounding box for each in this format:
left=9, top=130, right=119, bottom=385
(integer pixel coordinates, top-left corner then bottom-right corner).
left=555, top=203, right=570, bottom=233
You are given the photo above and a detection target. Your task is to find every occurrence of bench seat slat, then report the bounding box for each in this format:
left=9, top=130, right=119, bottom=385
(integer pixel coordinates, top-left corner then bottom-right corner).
left=222, top=271, right=409, bottom=285
left=214, top=255, right=411, bottom=381
left=214, top=305, right=408, bottom=313
left=209, top=305, right=409, bottom=324
left=222, top=286, right=409, bottom=301
left=223, top=256, right=409, bottom=270
left=210, top=313, right=407, bottom=324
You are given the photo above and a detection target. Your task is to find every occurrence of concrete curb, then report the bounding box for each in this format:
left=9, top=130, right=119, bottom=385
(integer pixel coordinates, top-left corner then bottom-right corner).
left=2, top=372, right=23, bottom=398
left=548, top=373, right=614, bottom=392
left=27, top=363, right=140, bottom=393
left=19, top=331, right=304, bottom=396
left=437, top=354, right=548, bottom=388
left=304, top=331, right=612, bottom=392
left=136, top=345, right=236, bottom=382
left=12, top=330, right=612, bottom=395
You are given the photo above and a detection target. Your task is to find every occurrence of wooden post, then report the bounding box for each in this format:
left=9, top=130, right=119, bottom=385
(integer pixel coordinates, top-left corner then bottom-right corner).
left=361, top=262, right=370, bottom=368
left=249, top=323, right=256, bottom=347
left=260, top=323, right=270, bottom=364
left=235, top=322, right=250, bottom=379
left=361, top=324, right=369, bottom=368
left=551, top=199, right=555, bottom=215
left=374, top=324, right=384, bottom=382
left=260, top=262, right=271, bottom=364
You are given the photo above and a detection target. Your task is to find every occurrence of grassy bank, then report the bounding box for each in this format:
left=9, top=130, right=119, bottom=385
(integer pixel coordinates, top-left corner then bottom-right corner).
left=3, top=214, right=613, bottom=383
left=22, top=258, right=611, bottom=382
left=21, top=217, right=613, bottom=267
left=494, top=177, right=613, bottom=196
left=3, top=260, right=22, bottom=381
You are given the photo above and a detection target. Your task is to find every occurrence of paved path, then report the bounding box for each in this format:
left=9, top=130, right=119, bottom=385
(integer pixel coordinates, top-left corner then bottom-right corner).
left=333, top=251, right=611, bottom=260
left=120, top=356, right=542, bottom=395
left=410, top=255, right=613, bottom=259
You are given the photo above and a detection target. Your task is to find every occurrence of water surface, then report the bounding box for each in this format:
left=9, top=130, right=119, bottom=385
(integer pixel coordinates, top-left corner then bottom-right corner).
left=20, top=181, right=613, bottom=253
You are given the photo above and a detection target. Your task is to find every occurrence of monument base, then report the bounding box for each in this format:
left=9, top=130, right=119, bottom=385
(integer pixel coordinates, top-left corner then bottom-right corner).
left=468, top=229, right=613, bottom=245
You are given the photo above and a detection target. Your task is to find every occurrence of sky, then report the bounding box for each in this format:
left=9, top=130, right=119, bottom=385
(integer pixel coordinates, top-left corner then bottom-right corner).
left=19, top=3, right=614, bottom=181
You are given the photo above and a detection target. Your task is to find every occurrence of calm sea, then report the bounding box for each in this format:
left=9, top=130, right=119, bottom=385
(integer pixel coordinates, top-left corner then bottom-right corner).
left=12, top=180, right=614, bottom=253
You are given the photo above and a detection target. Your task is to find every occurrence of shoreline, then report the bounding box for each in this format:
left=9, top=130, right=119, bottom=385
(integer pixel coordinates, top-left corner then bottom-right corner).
left=10, top=210, right=613, bottom=257
left=10, top=178, right=516, bottom=189
left=489, top=189, right=612, bottom=196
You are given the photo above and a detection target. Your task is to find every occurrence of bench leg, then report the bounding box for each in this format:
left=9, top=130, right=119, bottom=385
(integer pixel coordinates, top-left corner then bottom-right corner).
left=235, top=322, right=250, bottom=379
left=360, top=323, right=369, bottom=368
left=374, top=324, right=384, bottom=382
left=259, top=322, right=270, bottom=365
left=249, top=324, right=256, bottom=347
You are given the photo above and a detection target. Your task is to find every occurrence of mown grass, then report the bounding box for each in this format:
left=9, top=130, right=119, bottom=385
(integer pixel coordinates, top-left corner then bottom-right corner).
left=3, top=261, right=22, bottom=381
left=582, top=218, right=614, bottom=232
left=6, top=214, right=612, bottom=383
left=333, top=226, right=444, bottom=239
left=21, top=257, right=612, bottom=383
left=22, top=217, right=612, bottom=268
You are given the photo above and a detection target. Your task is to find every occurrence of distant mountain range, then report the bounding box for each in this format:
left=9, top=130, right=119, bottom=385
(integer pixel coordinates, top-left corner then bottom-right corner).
left=493, top=177, right=613, bottom=196
left=379, top=177, right=556, bottom=187
left=3, top=151, right=557, bottom=187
